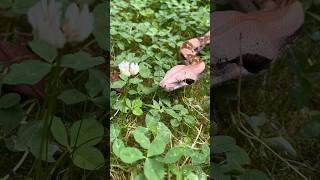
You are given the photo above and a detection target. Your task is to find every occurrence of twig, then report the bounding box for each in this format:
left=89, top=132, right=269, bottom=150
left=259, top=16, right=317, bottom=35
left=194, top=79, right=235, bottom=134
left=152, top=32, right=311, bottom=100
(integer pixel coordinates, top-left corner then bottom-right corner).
left=233, top=32, right=309, bottom=180
left=181, top=124, right=203, bottom=166
left=2, top=151, right=29, bottom=180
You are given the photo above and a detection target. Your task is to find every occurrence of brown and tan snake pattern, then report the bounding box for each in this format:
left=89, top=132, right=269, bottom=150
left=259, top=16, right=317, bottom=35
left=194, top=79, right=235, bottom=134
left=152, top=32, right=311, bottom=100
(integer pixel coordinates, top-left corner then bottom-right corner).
left=160, top=0, right=304, bottom=91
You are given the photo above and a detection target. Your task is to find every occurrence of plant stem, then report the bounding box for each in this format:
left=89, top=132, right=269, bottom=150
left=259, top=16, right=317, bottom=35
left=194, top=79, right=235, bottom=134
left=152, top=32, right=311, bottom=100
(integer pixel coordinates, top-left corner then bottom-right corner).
left=1, top=151, right=29, bottom=180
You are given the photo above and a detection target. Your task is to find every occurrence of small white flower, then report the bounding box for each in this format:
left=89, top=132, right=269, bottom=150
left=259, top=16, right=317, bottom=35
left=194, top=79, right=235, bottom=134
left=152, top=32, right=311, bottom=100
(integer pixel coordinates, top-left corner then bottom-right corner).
left=27, top=0, right=65, bottom=47
left=118, top=61, right=140, bottom=76
left=129, top=63, right=140, bottom=76
left=28, top=0, right=94, bottom=47
left=63, top=3, right=94, bottom=42
left=118, top=61, right=131, bottom=76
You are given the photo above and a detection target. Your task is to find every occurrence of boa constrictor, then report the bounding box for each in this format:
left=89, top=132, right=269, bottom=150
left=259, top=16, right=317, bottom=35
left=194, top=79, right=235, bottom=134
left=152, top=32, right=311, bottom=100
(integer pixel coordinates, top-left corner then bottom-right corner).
left=160, top=31, right=210, bottom=91
left=160, top=0, right=304, bottom=91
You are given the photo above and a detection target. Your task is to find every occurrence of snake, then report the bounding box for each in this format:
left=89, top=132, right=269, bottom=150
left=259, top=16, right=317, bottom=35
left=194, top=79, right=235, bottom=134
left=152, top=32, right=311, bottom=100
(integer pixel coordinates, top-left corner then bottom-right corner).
left=160, top=31, right=210, bottom=91
left=160, top=0, right=304, bottom=91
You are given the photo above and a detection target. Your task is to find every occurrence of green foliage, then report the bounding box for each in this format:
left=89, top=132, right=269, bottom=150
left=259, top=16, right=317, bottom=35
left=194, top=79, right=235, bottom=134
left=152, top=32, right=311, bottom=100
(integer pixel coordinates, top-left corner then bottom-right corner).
left=110, top=0, right=209, bottom=179
left=213, top=1, right=320, bottom=179
left=0, top=0, right=107, bottom=178
left=3, top=60, right=51, bottom=85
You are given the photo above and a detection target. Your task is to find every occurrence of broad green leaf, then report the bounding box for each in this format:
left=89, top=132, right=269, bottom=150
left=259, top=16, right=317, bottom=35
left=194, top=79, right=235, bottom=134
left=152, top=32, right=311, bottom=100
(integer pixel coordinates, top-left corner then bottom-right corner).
left=144, top=158, right=164, bottom=180
left=0, top=106, right=23, bottom=133
left=30, top=142, right=59, bottom=162
left=112, top=138, right=125, bottom=158
left=211, top=164, right=230, bottom=180
left=162, top=147, right=185, bottom=163
left=93, top=3, right=108, bottom=50
left=133, top=127, right=151, bottom=149
left=226, top=146, right=250, bottom=165
left=237, top=169, right=271, bottom=180
left=212, top=136, right=236, bottom=154
left=133, top=107, right=143, bottom=116
left=264, top=137, right=296, bottom=156
left=119, top=147, right=144, bottom=164
left=85, top=69, right=105, bottom=97
left=111, top=80, right=126, bottom=89
left=50, top=117, right=69, bottom=147
left=129, top=78, right=143, bottom=84
left=184, top=149, right=207, bottom=165
left=139, top=63, right=152, bottom=78
left=147, top=122, right=171, bottom=157
left=224, top=159, right=245, bottom=174
left=72, top=146, right=104, bottom=170
left=145, top=110, right=160, bottom=133
left=17, top=121, right=59, bottom=162
left=3, top=60, right=50, bottom=85
left=110, top=123, right=121, bottom=143
left=0, top=93, right=20, bottom=109
left=165, top=108, right=180, bottom=119
left=58, top=89, right=88, bottom=105
left=11, top=0, right=37, bottom=14
left=70, top=119, right=104, bottom=147
left=28, top=39, right=57, bottom=62
left=184, top=115, right=195, bottom=125
left=16, top=121, right=43, bottom=150
left=202, top=144, right=210, bottom=157
left=61, top=51, right=105, bottom=71
left=186, top=173, right=201, bottom=180
left=132, top=99, right=143, bottom=108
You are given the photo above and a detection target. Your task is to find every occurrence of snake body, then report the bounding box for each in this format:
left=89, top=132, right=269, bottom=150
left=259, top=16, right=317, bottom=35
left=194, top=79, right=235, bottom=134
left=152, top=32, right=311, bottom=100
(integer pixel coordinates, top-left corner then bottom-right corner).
left=160, top=0, right=304, bottom=91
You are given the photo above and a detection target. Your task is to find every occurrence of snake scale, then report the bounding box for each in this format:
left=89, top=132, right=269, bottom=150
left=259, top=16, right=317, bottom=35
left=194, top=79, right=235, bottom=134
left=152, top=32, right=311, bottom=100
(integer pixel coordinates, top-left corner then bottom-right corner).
left=160, top=0, right=304, bottom=91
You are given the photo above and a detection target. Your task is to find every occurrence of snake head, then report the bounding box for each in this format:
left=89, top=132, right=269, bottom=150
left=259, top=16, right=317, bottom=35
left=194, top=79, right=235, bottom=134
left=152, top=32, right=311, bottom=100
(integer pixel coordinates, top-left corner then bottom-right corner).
left=160, top=62, right=205, bottom=91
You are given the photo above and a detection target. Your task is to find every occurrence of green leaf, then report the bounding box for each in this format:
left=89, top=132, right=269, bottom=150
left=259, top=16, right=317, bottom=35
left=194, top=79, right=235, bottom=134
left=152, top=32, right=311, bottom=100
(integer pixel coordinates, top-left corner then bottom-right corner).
left=133, top=127, right=151, bottom=149
left=132, top=99, right=143, bottom=108
left=139, top=63, right=152, bottom=78
left=226, top=146, right=250, bottom=165
left=162, top=147, right=185, bottom=163
left=145, top=110, right=160, bottom=134
left=61, top=51, right=105, bottom=71
left=110, top=123, right=121, bottom=143
left=133, top=107, right=143, bottom=116
left=237, top=169, right=271, bottom=180
left=112, top=138, right=125, bottom=158
left=28, top=39, right=57, bottom=62
left=264, top=137, right=297, bottom=156
left=11, top=0, right=37, bottom=14
left=120, top=147, right=144, bottom=163
left=70, top=119, right=104, bottom=147
left=30, top=142, right=59, bottom=162
left=58, top=89, right=88, bottom=105
left=184, top=115, right=195, bottom=125
left=0, top=93, right=20, bottom=109
left=17, top=121, right=59, bottom=162
left=93, top=3, right=108, bottom=50
left=72, top=146, right=104, bottom=170
left=129, top=78, right=143, bottom=84
left=111, top=80, right=126, bottom=89
left=211, top=164, right=230, bottom=180
left=3, top=60, right=50, bottom=85
left=85, top=69, right=104, bottom=97
left=50, top=117, right=69, bottom=147
left=144, top=158, right=164, bottom=180
left=212, top=136, right=236, bottom=154
left=0, top=106, right=23, bottom=133
left=147, top=122, right=171, bottom=157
